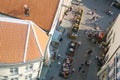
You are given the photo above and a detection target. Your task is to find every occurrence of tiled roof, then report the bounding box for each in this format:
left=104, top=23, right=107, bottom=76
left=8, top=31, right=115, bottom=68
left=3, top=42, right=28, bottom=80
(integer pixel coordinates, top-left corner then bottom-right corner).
left=0, top=0, right=60, bottom=31
left=0, top=18, right=48, bottom=63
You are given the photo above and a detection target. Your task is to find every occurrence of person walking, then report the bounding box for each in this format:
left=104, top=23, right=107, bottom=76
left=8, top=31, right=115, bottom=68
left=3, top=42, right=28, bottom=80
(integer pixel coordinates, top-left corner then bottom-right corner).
left=78, top=63, right=84, bottom=72
left=77, top=41, right=82, bottom=47
left=91, top=9, right=96, bottom=15
left=91, top=16, right=96, bottom=21
left=85, top=60, right=91, bottom=66
left=87, top=50, right=93, bottom=55
left=59, top=38, right=63, bottom=42
left=69, top=6, right=73, bottom=11
left=57, top=54, right=61, bottom=60
left=72, top=68, right=75, bottom=73
left=78, top=66, right=82, bottom=72
left=24, top=5, right=30, bottom=16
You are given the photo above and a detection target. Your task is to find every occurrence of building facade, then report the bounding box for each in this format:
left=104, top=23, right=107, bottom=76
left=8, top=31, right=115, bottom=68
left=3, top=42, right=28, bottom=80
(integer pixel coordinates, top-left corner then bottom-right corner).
left=97, top=14, right=120, bottom=80
left=0, top=62, right=41, bottom=80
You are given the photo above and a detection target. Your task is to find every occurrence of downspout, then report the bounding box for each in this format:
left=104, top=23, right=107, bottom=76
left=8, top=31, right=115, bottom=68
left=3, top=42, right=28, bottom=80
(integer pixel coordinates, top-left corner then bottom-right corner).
left=44, top=0, right=64, bottom=66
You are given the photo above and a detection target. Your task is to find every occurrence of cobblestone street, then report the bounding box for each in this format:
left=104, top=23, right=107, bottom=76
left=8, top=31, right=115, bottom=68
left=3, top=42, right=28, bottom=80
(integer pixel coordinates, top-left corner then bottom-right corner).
left=45, top=0, right=120, bottom=80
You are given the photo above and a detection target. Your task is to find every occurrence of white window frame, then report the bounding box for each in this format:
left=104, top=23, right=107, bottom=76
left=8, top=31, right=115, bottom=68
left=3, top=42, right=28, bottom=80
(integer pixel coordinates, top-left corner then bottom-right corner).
left=25, top=64, right=33, bottom=71
left=11, top=78, right=18, bottom=80
left=10, top=67, right=18, bottom=75
left=25, top=74, right=32, bottom=80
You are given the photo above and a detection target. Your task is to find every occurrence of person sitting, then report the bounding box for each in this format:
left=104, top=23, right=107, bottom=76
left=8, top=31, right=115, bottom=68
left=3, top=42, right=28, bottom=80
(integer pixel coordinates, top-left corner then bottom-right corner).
left=24, top=5, right=30, bottom=16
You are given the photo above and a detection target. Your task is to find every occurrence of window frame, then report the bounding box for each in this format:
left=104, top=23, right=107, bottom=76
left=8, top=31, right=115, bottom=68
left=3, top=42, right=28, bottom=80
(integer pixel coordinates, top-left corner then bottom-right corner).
left=10, top=67, right=18, bottom=75
left=25, top=64, right=33, bottom=72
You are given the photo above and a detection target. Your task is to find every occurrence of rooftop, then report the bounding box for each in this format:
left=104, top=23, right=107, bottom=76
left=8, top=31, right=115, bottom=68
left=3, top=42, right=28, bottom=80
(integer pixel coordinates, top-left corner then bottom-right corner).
left=0, top=18, right=48, bottom=64
left=0, top=0, right=60, bottom=31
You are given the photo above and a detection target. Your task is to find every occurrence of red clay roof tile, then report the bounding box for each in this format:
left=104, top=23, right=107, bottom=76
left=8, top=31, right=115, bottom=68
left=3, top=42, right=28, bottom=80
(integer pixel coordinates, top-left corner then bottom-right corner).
left=0, top=19, right=48, bottom=63
left=0, top=0, right=60, bottom=31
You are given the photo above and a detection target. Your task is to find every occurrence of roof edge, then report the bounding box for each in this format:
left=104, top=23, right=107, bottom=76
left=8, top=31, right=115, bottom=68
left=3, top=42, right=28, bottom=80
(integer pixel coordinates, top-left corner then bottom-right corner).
left=0, top=17, right=29, bottom=24
left=0, top=58, right=43, bottom=67
left=31, top=22, right=44, bottom=57
left=49, top=0, right=64, bottom=35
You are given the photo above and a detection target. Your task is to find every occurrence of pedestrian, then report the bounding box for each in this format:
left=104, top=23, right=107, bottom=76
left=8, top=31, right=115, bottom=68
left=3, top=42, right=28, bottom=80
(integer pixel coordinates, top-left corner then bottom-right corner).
left=69, top=6, right=73, bottom=11
left=87, top=50, right=92, bottom=55
left=85, top=60, right=87, bottom=65
left=85, top=60, right=91, bottom=66
left=24, top=5, right=30, bottom=16
left=77, top=41, right=82, bottom=47
left=91, top=16, right=96, bottom=21
left=91, top=9, right=96, bottom=15
left=59, top=38, right=63, bottom=42
left=78, top=66, right=82, bottom=72
left=72, top=68, right=75, bottom=73
left=96, top=16, right=99, bottom=19
left=81, top=63, right=84, bottom=67
left=57, top=54, right=61, bottom=60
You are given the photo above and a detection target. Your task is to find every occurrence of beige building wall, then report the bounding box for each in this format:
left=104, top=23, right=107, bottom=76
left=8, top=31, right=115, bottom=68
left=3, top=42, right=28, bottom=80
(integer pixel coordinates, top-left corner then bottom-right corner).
left=97, top=14, right=120, bottom=78
left=105, top=14, right=120, bottom=62
left=0, top=61, right=41, bottom=80
left=59, top=0, right=72, bottom=21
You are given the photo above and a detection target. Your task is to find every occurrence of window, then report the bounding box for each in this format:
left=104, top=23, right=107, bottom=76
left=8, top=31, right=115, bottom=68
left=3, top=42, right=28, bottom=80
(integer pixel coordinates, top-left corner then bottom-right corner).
left=107, top=30, right=113, bottom=40
left=25, top=64, right=33, bottom=71
left=112, top=33, right=115, bottom=43
left=105, top=54, right=109, bottom=62
left=109, top=69, right=115, bottom=80
left=25, top=74, right=32, bottom=80
left=11, top=78, right=18, bottom=80
left=109, top=63, right=114, bottom=71
left=10, top=68, right=18, bottom=74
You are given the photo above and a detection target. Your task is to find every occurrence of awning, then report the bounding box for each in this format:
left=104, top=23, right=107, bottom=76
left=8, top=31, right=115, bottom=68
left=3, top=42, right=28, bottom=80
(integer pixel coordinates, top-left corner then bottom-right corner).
left=52, top=30, right=62, bottom=42
left=98, top=31, right=104, bottom=41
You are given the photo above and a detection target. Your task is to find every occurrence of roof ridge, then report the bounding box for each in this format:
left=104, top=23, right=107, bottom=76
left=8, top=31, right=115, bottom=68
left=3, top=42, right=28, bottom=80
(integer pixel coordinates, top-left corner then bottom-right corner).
left=31, top=22, right=44, bottom=57
left=23, top=21, right=31, bottom=63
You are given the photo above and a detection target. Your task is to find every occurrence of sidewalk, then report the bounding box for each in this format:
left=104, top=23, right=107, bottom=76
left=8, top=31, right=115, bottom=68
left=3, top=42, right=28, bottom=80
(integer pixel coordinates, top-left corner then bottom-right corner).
left=45, top=0, right=120, bottom=80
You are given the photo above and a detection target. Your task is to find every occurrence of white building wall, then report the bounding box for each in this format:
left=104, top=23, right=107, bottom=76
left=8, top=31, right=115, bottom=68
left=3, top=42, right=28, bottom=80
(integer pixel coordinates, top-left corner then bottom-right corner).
left=0, top=61, right=41, bottom=80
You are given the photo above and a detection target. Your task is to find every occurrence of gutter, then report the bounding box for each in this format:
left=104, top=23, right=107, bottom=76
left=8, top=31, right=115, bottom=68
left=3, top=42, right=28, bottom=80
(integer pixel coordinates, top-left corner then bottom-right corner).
left=49, top=0, right=64, bottom=35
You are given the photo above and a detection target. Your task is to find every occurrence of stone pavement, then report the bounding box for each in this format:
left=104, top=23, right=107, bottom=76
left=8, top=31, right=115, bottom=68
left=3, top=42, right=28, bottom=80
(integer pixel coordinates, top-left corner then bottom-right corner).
left=44, top=0, right=120, bottom=80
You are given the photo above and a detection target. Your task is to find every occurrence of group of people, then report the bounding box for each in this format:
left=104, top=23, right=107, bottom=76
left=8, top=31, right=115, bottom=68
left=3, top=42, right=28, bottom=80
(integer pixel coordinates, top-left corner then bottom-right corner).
left=59, top=56, right=74, bottom=78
